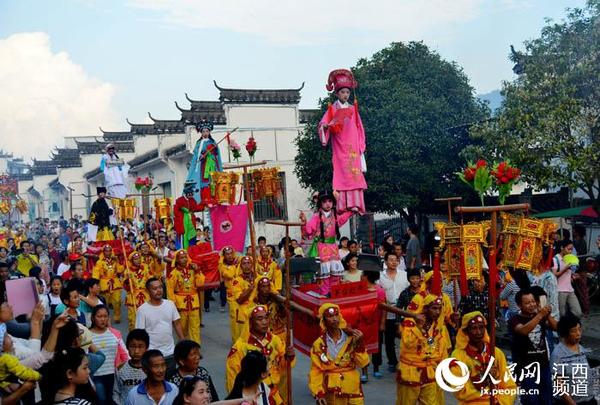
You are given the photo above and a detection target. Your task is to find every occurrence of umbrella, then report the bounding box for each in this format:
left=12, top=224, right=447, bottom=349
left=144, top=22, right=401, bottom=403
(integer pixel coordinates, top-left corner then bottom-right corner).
left=533, top=205, right=598, bottom=219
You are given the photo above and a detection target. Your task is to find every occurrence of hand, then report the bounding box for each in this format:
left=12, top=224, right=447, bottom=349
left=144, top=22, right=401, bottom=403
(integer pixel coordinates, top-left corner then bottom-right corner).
left=351, top=328, right=364, bottom=344
left=52, top=313, right=70, bottom=329
left=539, top=305, right=552, bottom=318
left=19, top=380, right=36, bottom=393
left=30, top=302, right=45, bottom=323
left=316, top=398, right=328, bottom=405
left=299, top=212, right=307, bottom=224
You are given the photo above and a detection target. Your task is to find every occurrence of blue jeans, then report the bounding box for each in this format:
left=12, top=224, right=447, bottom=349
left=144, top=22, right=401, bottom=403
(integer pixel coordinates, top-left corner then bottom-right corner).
left=92, top=373, right=115, bottom=405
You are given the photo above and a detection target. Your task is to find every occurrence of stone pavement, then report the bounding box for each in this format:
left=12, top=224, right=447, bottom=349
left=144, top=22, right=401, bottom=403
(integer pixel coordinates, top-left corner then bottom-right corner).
left=113, top=297, right=460, bottom=404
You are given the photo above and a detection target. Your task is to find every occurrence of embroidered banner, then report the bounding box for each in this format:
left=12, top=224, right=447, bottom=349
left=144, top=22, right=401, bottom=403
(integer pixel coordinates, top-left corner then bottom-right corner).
left=210, top=204, right=248, bottom=253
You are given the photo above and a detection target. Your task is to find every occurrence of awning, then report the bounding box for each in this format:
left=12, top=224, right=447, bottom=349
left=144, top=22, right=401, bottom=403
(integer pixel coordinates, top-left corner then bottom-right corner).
left=532, top=205, right=598, bottom=219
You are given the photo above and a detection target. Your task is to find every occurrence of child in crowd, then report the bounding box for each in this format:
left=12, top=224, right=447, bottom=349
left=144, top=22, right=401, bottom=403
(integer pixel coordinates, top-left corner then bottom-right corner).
left=113, top=329, right=149, bottom=404
left=47, top=276, right=63, bottom=318
left=60, top=283, right=87, bottom=325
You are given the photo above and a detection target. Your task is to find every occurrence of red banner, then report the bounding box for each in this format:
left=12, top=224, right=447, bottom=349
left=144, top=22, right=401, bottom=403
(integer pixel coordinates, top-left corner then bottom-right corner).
left=292, top=284, right=379, bottom=356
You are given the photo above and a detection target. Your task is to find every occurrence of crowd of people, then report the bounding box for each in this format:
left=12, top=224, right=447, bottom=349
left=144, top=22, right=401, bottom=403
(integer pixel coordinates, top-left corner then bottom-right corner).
left=0, top=215, right=599, bottom=405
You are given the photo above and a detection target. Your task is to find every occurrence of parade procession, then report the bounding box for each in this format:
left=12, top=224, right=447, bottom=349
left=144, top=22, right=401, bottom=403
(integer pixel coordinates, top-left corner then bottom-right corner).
left=1, top=1, right=600, bottom=404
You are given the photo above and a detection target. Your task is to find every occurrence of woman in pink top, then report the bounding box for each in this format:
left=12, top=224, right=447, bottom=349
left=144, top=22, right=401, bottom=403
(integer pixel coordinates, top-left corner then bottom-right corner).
left=552, top=240, right=582, bottom=318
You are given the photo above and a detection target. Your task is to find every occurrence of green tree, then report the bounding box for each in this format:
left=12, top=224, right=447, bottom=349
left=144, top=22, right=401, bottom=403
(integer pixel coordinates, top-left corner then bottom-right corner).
left=294, top=42, right=489, bottom=221
left=464, top=1, right=600, bottom=211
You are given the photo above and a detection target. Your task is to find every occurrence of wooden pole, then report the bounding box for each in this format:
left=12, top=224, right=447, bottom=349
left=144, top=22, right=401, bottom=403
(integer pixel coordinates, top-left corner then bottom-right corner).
left=434, top=196, right=462, bottom=223
left=454, top=203, right=528, bottom=405
left=266, top=219, right=303, bottom=405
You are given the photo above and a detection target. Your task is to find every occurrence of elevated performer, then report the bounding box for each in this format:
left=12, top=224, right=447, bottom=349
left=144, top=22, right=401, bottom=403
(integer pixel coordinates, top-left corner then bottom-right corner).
left=318, top=69, right=367, bottom=214
left=174, top=181, right=203, bottom=249
left=300, top=190, right=354, bottom=296
left=186, top=119, right=222, bottom=207
left=100, top=143, right=130, bottom=199
left=89, top=187, right=114, bottom=241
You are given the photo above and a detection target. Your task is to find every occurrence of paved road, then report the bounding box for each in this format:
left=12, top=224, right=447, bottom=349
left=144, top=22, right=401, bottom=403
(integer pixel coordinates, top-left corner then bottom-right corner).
left=113, top=295, right=460, bottom=404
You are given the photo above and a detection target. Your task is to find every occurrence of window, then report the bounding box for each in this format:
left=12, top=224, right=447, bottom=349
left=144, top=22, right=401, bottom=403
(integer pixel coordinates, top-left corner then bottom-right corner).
left=246, top=171, right=288, bottom=222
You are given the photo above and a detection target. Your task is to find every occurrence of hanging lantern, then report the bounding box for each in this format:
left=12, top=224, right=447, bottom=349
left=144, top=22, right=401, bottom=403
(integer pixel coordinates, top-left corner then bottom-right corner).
left=153, top=198, right=172, bottom=221
left=116, top=198, right=137, bottom=221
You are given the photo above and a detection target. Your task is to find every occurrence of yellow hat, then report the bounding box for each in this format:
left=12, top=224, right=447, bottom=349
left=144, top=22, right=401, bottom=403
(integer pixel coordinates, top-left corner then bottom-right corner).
left=422, top=294, right=443, bottom=307
left=240, top=304, right=270, bottom=341
left=171, top=249, right=190, bottom=268
left=455, top=311, right=489, bottom=350
left=318, top=303, right=347, bottom=331
left=128, top=251, right=141, bottom=262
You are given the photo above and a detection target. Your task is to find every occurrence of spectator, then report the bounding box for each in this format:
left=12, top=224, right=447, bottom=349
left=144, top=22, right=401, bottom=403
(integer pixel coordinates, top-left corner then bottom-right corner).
left=532, top=252, right=560, bottom=322
left=458, top=273, right=493, bottom=320
left=338, top=237, right=350, bottom=260
left=15, top=241, right=38, bottom=277
left=396, top=268, right=422, bottom=321
left=34, top=243, right=51, bottom=284
left=225, top=351, right=271, bottom=405
left=377, top=251, right=408, bottom=372
left=552, top=240, right=583, bottom=318
left=509, top=289, right=558, bottom=405
left=347, top=240, right=360, bottom=255
left=393, top=243, right=407, bottom=272
left=59, top=282, right=86, bottom=325
left=405, top=224, right=421, bottom=269
left=48, top=276, right=63, bottom=318
left=168, top=340, right=218, bottom=401
left=56, top=252, right=70, bottom=277
left=126, top=350, right=179, bottom=405
left=551, top=315, right=596, bottom=405
left=135, top=278, right=184, bottom=374
left=114, top=329, right=149, bottom=404
left=89, top=305, right=126, bottom=404
left=342, top=253, right=362, bottom=282
left=174, top=376, right=253, bottom=405
left=572, top=225, right=587, bottom=256
left=40, top=347, right=97, bottom=405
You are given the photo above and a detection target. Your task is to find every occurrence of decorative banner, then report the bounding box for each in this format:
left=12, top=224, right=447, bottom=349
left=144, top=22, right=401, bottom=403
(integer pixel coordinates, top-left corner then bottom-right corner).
left=292, top=285, right=379, bottom=355
left=210, top=204, right=248, bottom=253
left=463, top=242, right=483, bottom=279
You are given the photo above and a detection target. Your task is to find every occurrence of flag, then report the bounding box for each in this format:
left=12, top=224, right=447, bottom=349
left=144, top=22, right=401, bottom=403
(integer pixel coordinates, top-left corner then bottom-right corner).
left=210, top=204, right=248, bottom=253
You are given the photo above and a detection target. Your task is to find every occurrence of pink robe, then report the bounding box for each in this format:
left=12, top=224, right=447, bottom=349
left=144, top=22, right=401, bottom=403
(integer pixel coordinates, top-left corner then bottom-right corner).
left=319, top=100, right=367, bottom=214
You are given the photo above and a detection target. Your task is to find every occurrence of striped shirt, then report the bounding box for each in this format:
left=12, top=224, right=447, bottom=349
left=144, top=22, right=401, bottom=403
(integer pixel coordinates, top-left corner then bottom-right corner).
left=114, top=361, right=147, bottom=404
left=90, top=329, right=118, bottom=376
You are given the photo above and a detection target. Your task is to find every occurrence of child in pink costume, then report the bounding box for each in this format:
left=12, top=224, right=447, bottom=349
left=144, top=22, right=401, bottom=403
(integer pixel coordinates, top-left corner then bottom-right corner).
left=300, top=190, right=354, bottom=296
left=318, top=69, right=367, bottom=214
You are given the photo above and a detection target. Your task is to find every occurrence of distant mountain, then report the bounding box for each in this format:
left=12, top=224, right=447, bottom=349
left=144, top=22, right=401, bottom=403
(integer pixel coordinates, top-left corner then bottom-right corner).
left=478, top=89, right=503, bottom=115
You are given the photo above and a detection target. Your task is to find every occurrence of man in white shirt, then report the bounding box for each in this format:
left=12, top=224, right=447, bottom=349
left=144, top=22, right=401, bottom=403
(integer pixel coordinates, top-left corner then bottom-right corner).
left=377, top=251, right=408, bottom=372
left=135, top=277, right=184, bottom=374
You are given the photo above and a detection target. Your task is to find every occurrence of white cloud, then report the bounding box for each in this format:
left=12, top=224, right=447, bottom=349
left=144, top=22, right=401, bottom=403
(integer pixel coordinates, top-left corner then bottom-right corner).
left=128, top=0, right=484, bottom=45
left=0, top=32, right=118, bottom=160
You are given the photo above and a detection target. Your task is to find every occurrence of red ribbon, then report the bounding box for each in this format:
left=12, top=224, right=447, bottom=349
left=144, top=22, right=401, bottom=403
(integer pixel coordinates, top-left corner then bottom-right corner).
left=545, top=244, right=554, bottom=271
left=459, top=250, right=468, bottom=297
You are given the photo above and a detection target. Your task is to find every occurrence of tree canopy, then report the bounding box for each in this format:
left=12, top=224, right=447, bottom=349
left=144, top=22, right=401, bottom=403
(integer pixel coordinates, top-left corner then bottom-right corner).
left=463, top=1, right=600, bottom=211
left=294, top=42, right=489, bottom=220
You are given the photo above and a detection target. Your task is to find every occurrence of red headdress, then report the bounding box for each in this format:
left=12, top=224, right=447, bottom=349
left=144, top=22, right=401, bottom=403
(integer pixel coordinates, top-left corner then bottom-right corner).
left=325, top=69, right=357, bottom=92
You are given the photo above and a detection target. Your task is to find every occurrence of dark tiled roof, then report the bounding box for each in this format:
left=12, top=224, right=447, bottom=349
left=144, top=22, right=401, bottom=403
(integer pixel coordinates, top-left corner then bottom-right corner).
left=13, top=173, right=33, bottom=181
left=147, top=113, right=185, bottom=133
left=299, top=109, right=320, bottom=123
left=99, top=128, right=134, bottom=141
left=214, top=80, right=304, bottom=104
left=76, top=140, right=135, bottom=155
left=128, top=150, right=159, bottom=168
left=176, top=100, right=226, bottom=125
left=165, top=143, right=188, bottom=157
left=127, top=119, right=157, bottom=135
left=31, top=160, right=58, bottom=175
left=84, top=167, right=102, bottom=180
left=51, top=148, right=82, bottom=168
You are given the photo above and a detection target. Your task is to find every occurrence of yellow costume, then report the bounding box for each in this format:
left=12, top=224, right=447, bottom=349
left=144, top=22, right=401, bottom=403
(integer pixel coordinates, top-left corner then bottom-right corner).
left=407, top=271, right=455, bottom=328
left=451, top=312, right=516, bottom=405
left=16, top=253, right=39, bottom=276
left=256, top=256, right=282, bottom=292
left=123, top=252, right=150, bottom=331
left=169, top=250, right=204, bottom=344
left=397, top=295, right=450, bottom=405
left=309, top=303, right=369, bottom=405
left=92, top=247, right=124, bottom=322
left=226, top=305, right=290, bottom=405
left=219, top=255, right=239, bottom=291
left=227, top=270, right=254, bottom=343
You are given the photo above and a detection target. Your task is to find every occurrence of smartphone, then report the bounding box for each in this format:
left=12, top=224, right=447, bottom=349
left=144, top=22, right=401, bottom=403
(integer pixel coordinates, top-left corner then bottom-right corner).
left=539, top=295, right=547, bottom=308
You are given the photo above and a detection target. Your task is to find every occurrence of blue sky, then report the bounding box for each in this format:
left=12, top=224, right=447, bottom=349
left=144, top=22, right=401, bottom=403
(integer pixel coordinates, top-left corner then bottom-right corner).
left=0, top=0, right=587, bottom=158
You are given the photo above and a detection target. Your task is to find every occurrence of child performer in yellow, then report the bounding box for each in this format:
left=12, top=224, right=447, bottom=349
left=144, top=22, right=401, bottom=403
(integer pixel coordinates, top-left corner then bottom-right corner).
left=138, top=241, right=163, bottom=279
left=92, top=244, right=124, bottom=323
left=451, top=311, right=516, bottom=405
left=227, top=256, right=255, bottom=343
left=169, top=249, right=205, bottom=344
left=309, top=303, right=370, bottom=405
left=226, top=304, right=295, bottom=405
left=123, top=251, right=150, bottom=331
left=256, top=246, right=282, bottom=292
left=397, top=294, right=450, bottom=405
